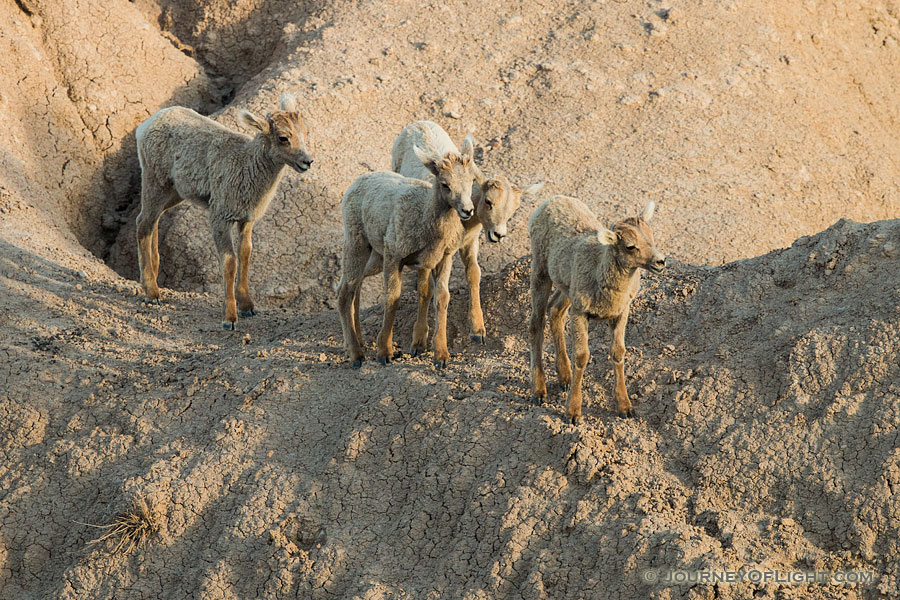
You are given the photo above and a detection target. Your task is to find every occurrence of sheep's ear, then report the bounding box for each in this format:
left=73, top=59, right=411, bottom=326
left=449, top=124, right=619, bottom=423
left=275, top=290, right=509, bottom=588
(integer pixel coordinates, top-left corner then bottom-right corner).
left=238, top=110, right=269, bottom=133
left=640, top=200, right=656, bottom=222
left=473, top=163, right=487, bottom=186
left=599, top=230, right=619, bottom=245
left=460, top=134, right=476, bottom=162
left=414, top=145, right=440, bottom=176
left=280, top=92, right=298, bottom=113
left=520, top=181, right=546, bottom=196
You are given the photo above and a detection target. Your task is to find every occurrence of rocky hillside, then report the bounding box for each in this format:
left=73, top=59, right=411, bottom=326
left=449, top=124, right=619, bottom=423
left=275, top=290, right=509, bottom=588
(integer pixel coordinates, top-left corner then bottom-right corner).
left=1, top=1, right=899, bottom=599
left=2, top=215, right=899, bottom=599
left=106, top=0, right=900, bottom=311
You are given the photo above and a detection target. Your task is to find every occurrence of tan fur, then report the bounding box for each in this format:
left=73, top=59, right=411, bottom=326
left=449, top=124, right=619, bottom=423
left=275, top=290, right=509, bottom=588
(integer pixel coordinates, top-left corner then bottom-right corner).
left=527, top=196, right=666, bottom=423
left=134, top=93, right=313, bottom=330
left=391, top=120, right=544, bottom=342
left=337, top=143, right=478, bottom=369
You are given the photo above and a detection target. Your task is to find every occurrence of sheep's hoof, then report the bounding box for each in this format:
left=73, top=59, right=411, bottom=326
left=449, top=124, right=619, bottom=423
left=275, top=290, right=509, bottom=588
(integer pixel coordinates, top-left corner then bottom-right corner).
left=619, top=409, right=635, bottom=419
left=147, top=298, right=161, bottom=306
left=239, top=309, right=257, bottom=318
left=570, top=415, right=582, bottom=426
left=351, top=358, right=363, bottom=369
left=470, top=334, right=485, bottom=345
left=559, top=383, right=569, bottom=393
left=393, top=350, right=403, bottom=360
left=377, top=356, right=391, bottom=366
left=531, top=395, right=545, bottom=406
left=409, top=345, right=426, bottom=358
left=222, top=321, right=236, bottom=331
left=433, top=359, right=447, bottom=370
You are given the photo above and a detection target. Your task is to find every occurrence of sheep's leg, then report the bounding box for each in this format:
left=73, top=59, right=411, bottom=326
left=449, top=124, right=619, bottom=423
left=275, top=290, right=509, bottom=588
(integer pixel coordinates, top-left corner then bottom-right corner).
left=149, top=221, right=161, bottom=286
left=352, top=284, right=364, bottom=350
left=338, top=246, right=369, bottom=368
left=459, top=239, right=486, bottom=344
left=136, top=183, right=180, bottom=304
left=149, top=192, right=181, bottom=288
left=136, top=190, right=167, bottom=304
left=136, top=212, right=160, bottom=303
left=610, top=307, right=633, bottom=418
left=235, top=220, right=256, bottom=317
left=431, top=253, right=453, bottom=369
left=363, top=252, right=382, bottom=277
left=567, top=312, right=591, bottom=425
left=354, top=251, right=382, bottom=346
left=409, top=268, right=433, bottom=357
left=529, top=272, right=552, bottom=403
left=363, top=251, right=382, bottom=277
left=375, top=258, right=402, bottom=365
left=548, top=289, right=572, bottom=391
left=211, top=216, right=239, bottom=330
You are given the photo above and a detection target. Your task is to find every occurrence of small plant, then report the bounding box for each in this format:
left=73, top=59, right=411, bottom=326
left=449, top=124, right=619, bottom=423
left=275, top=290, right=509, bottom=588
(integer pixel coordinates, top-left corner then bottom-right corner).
left=81, top=496, right=160, bottom=555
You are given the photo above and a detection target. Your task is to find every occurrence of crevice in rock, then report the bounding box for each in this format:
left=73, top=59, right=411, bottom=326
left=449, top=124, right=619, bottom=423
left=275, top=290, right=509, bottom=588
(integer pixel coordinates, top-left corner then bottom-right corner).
left=14, top=0, right=34, bottom=17
left=148, top=0, right=328, bottom=112
left=98, top=1, right=329, bottom=274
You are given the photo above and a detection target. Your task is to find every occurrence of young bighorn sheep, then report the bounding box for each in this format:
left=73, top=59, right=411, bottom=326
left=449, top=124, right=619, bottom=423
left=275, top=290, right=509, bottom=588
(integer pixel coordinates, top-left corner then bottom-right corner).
left=337, top=144, right=478, bottom=369
left=528, top=196, right=666, bottom=424
left=135, top=94, right=313, bottom=329
left=391, top=120, right=544, bottom=347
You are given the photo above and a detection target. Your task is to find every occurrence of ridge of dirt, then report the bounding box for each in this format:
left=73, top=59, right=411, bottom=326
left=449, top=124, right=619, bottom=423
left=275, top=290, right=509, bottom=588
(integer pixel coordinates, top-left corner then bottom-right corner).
left=0, top=0, right=210, bottom=261
left=130, top=0, right=344, bottom=106
left=2, top=217, right=899, bottom=599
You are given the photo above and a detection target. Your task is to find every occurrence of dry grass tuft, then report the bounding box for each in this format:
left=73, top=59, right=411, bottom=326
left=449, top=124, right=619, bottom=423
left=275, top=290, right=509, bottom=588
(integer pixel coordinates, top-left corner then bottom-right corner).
left=81, top=497, right=160, bottom=555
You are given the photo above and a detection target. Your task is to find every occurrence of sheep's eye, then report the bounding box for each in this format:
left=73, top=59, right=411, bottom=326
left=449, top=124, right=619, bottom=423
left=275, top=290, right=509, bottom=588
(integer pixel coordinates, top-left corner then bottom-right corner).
left=278, top=136, right=290, bottom=144
left=625, top=244, right=637, bottom=251
left=485, top=200, right=493, bottom=209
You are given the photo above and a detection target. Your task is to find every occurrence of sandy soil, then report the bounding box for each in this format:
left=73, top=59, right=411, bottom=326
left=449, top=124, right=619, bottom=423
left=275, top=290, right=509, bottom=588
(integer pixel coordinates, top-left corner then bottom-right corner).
left=1, top=0, right=899, bottom=599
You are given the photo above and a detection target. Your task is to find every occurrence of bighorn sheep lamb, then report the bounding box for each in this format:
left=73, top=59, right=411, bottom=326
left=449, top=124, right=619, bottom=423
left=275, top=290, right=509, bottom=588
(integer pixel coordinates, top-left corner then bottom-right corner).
left=528, top=196, right=666, bottom=424
left=337, top=144, right=478, bottom=369
left=135, top=94, right=313, bottom=329
left=391, top=120, right=544, bottom=347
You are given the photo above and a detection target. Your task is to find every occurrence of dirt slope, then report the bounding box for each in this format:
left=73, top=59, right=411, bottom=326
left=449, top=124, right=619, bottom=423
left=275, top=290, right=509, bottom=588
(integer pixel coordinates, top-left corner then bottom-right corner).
left=0, top=0, right=211, bottom=259
left=103, top=0, right=900, bottom=312
left=0, top=213, right=900, bottom=598
left=2, top=213, right=900, bottom=599
left=2, top=0, right=900, bottom=599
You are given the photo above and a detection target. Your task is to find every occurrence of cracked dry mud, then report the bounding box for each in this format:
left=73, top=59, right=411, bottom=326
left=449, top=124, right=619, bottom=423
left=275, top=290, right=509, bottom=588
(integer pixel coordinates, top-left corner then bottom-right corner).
left=2, top=0, right=900, bottom=599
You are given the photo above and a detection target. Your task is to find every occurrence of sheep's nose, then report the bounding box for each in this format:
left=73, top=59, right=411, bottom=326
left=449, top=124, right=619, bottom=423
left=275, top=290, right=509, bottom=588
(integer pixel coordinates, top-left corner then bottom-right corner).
left=459, top=208, right=474, bottom=220
left=302, top=158, right=313, bottom=167
left=494, top=231, right=505, bottom=240
left=654, top=256, right=667, bottom=270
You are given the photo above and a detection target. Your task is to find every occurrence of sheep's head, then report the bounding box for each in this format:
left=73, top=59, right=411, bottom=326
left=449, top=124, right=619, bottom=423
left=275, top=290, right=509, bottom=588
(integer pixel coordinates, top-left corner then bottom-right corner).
left=600, top=201, right=666, bottom=273
left=478, top=178, right=544, bottom=242
left=238, top=93, right=313, bottom=173
left=414, top=143, right=476, bottom=221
